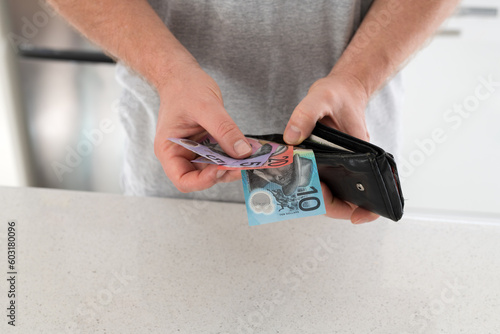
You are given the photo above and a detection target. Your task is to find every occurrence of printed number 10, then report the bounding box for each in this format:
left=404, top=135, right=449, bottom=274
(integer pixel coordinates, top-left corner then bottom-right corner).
left=297, top=186, right=321, bottom=211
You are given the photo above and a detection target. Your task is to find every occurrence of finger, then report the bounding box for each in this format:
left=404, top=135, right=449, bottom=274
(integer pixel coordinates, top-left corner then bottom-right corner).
left=156, top=140, right=227, bottom=192
left=216, top=169, right=242, bottom=183
left=284, top=95, right=325, bottom=145
left=321, top=182, right=356, bottom=220
left=337, top=112, right=371, bottom=142
left=170, top=160, right=225, bottom=192
left=197, top=101, right=253, bottom=159
left=351, top=207, right=380, bottom=224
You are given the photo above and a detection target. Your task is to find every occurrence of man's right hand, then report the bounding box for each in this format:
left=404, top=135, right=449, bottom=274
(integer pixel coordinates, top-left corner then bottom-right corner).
left=154, top=62, right=253, bottom=193
left=45, top=0, right=251, bottom=193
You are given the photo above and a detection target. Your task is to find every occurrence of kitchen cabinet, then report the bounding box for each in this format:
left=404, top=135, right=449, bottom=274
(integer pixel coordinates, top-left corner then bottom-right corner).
left=400, top=2, right=500, bottom=216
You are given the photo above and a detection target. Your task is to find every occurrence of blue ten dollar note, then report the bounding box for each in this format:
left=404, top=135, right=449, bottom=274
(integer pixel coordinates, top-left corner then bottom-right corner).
left=241, top=149, right=326, bottom=226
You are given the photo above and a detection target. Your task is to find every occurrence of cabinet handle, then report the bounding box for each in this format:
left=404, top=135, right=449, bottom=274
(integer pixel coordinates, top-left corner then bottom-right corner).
left=435, top=29, right=461, bottom=37
left=455, top=7, right=498, bottom=17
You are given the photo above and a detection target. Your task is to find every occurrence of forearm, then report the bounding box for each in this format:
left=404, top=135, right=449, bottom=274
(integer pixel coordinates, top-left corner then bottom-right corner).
left=331, top=0, right=460, bottom=97
left=47, top=0, right=196, bottom=89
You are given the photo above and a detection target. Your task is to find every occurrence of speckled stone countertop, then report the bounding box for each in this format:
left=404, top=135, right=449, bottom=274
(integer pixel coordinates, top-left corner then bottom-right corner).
left=1, top=186, right=500, bottom=334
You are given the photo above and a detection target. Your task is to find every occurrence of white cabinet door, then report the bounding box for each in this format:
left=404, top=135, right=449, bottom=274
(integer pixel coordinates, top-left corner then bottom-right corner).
left=400, top=3, right=500, bottom=217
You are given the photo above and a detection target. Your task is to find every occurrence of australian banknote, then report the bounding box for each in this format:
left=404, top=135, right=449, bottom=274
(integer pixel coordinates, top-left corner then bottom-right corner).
left=169, top=135, right=293, bottom=170
left=241, top=148, right=326, bottom=226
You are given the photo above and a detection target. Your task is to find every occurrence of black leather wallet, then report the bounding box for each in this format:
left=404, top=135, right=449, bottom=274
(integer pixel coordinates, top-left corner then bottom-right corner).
left=248, top=122, right=404, bottom=221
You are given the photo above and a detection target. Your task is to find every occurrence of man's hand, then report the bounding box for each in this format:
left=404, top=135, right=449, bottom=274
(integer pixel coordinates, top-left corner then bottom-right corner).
left=282, top=0, right=459, bottom=223
left=47, top=0, right=253, bottom=193
left=284, top=73, right=371, bottom=144
left=154, top=62, right=252, bottom=192
left=283, top=73, right=379, bottom=224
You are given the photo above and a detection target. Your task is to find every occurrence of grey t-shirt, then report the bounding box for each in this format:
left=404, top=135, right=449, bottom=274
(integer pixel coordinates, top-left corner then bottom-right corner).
left=115, top=0, right=404, bottom=202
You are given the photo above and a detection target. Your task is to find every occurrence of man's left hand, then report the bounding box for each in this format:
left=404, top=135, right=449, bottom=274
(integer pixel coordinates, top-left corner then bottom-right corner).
left=284, top=73, right=379, bottom=224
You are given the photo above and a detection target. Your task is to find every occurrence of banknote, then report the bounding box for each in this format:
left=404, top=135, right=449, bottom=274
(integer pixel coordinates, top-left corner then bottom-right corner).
left=192, top=141, right=294, bottom=170
left=169, top=135, right=293, bottom=170
left=241, top=148, right=326, bottom=226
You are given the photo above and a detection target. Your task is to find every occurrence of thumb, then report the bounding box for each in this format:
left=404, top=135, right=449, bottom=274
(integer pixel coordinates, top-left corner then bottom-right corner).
left=351, top=206, right=380, bottom=224
left=284, top=98, right=320, bottom=145
left=198, top=103, right=253, bottom=158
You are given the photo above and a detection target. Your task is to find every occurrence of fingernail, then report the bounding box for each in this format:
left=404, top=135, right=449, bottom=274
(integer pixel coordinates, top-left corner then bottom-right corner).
left=234, top=139, right=252, bottom=156
left=216, top=170, right=227, bottom=179
left=284, top=125, right=301, bottom=144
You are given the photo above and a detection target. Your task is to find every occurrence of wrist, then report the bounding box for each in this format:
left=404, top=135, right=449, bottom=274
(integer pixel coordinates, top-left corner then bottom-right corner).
left=143, top=48, right=200, bottom=93
left=329, top=30, right=396, bottom=98
left=323, top=71, right=370, bottom=106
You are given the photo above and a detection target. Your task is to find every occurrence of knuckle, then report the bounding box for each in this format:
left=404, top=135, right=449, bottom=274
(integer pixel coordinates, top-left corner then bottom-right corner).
left=310, top=79, right=335, bottom=99
left=153, top=133, right=172, bottom=160
left=319, top=88, right=335, bottom=103
left=216, top=119, right=239, bottom=139
left=175, top=184, right=189, bottom=193
left=195, top=100, right=210, bottom=113
left=295, top=106, right=318, bottom=124
left=173, top=177, right=191, bottom=193
left=153, top=137, right=164, bottom=159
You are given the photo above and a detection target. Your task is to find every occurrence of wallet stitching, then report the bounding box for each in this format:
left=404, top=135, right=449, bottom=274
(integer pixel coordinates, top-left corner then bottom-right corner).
left=377, top=153, right=404, bottom=219
left=371, top=155, right=398, bottom=220
left=385, top=155, right=405, bottom=211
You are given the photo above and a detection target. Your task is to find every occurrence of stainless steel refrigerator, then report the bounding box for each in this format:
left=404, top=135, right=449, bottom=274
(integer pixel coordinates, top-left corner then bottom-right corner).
left=5, top=0, right=125, bottom=193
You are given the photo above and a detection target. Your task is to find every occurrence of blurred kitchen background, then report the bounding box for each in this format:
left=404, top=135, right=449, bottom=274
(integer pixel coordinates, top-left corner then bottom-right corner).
left=0, top=0, right=124, bottom=193
left=1, top=1, right=499, bottom=219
